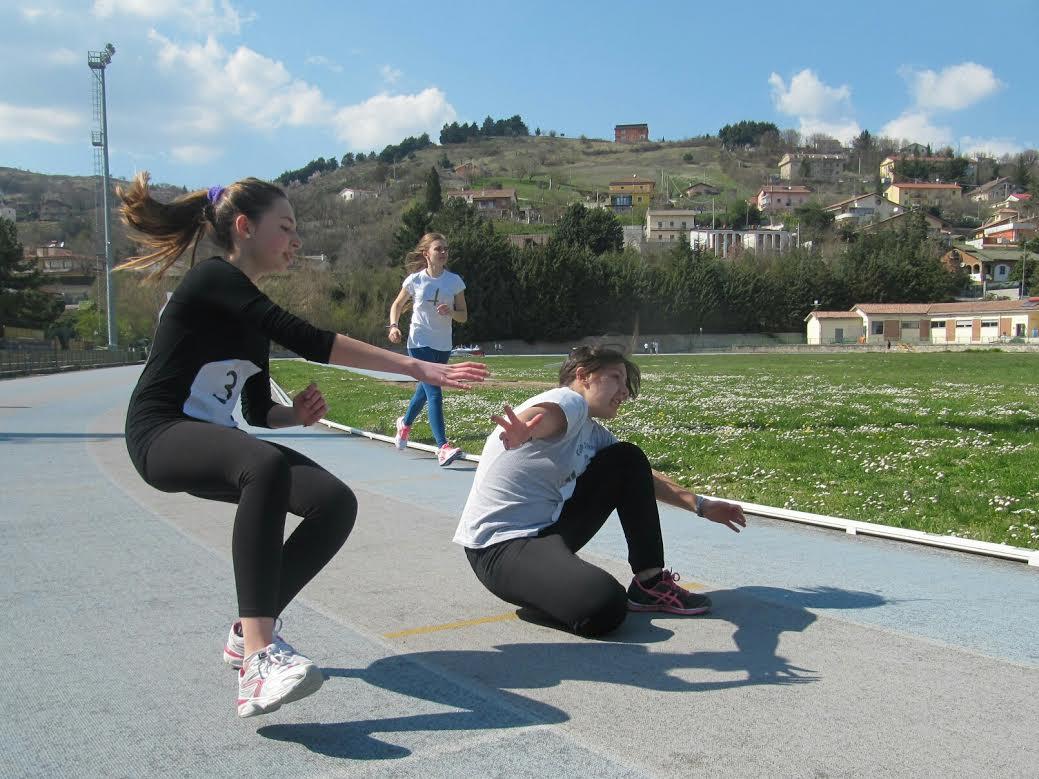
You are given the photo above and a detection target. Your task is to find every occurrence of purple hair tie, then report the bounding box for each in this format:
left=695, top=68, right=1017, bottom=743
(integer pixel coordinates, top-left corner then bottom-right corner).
left=207, top=185, right=225, bottom=205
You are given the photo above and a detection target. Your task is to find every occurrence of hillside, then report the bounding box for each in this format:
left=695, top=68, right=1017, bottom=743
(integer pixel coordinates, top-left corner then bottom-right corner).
left=3, top=135, right=880, bottom=266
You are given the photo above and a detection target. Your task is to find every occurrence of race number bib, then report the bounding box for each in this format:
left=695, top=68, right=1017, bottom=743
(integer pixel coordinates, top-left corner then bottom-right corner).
left=182, top=359, right=261, bottom=427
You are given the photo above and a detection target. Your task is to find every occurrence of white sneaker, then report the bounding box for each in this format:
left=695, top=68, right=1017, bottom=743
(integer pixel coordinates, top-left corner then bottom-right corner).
left=437, top=442, right=463, bottom=467
left=394, top=416, right=411, bottom=450
left=222, top=619, right=287, bottom=670
left=236, top=644, right=323, bottom=718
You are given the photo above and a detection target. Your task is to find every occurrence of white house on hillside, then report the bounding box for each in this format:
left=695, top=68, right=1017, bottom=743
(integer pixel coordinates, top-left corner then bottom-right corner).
left=824, top=193, right=902, bottom=225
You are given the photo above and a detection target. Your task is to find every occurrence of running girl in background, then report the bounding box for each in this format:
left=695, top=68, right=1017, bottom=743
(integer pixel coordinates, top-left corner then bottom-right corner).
left=387, top=233, right=468, bottom=466
left=454, top=346, right=746, bottom=637
left=118, top=175, right=486, bottom=718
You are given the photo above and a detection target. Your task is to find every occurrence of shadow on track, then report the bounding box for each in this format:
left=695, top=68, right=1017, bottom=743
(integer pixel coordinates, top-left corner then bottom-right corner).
left=258, top=585, right=885, bottom=760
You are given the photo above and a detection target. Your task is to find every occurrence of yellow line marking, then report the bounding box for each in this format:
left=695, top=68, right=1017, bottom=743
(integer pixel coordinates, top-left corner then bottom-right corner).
left=383, top=612, right=518, bottom=639
left=383, top=580, right=710, bottom=639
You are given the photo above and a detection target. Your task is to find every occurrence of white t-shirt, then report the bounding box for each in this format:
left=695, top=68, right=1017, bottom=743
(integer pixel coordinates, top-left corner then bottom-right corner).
left=453, top=387, right=618, bottom=548
left=403, top=269, right=466, bottom=351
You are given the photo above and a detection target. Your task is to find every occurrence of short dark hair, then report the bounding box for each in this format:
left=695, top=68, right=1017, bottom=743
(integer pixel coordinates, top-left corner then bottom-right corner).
left=558, top=345, right=641, bottom=399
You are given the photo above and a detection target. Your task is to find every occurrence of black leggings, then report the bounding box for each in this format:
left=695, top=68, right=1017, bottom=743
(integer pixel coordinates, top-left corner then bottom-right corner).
left=138, top=420, right=356, bottom=618
left=465, top=442, right=665, bottom=637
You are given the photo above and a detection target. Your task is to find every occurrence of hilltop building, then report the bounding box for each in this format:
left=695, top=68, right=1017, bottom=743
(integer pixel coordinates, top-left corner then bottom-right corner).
left=614, top=123, right=649, bottom=143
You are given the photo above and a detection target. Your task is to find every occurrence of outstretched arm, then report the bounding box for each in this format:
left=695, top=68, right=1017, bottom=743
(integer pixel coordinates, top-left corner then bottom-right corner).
left=330, top=333, right=487, bottom=389
left=652, top=469, right=747, bottom=533
left=491, top=402, right=566, bottom=449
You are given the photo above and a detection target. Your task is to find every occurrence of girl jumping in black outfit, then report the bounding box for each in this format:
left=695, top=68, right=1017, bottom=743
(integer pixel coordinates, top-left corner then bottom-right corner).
left=119, top=174, right=486, bottom=717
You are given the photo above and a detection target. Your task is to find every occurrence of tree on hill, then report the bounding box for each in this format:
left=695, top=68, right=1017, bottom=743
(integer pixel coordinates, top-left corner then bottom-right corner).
left=439, top=114, right=530, bottom=144
left=718, top=120, right=780, bottom=149
left=835, top=212, right=963, bottom=304
left=424, top=167, right=442, bottom=214
left=391, top=166, right=448, bottom=260
left=554, top=203, right=623, bottom=255
left=0, top=218, right=63, bottom=328
left=377, top=133, right=432, bottom=164
left=792, top=201, right=835, bottom=244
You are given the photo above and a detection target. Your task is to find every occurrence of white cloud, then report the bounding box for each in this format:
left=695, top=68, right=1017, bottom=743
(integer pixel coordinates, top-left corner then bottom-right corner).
left=93, top=0, right=249, bottom=34
left=306, top=55, right=343, bottom=74
left=959, top=135, right=1024, bottom=158
left=46, top=48, right=80, bottom=66
left=149, top=32, right=334, bottom=133
left=768, top=69, right=860, bottom=142
left=0, top=101, right=81, bottom=143
left=170, top=144, right=222, bottom=164
left=332, top=88, right=457, bottom=150
left=20, top=6, right=68, bottom=21
left=769, top=69, right=852, bottom=118
left=380, top=64, right=402, bottom=85
left=797, top=118, right=862, bottom=144
left=902, top=62, right=1002, bottom=112
left=880, top=111, right=953, bottom=147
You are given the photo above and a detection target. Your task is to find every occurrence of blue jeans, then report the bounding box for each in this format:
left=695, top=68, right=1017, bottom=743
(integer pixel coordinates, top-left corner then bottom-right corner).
left=403, top=346, right=451, bottom=446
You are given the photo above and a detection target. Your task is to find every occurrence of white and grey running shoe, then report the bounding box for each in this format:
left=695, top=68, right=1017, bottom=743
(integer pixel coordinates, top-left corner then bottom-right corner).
left=236, top=643, right=323, bottom=718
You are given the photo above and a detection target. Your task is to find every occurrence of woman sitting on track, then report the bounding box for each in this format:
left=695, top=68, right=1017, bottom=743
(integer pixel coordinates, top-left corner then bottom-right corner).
left=454, top=345, right=746, bottom=637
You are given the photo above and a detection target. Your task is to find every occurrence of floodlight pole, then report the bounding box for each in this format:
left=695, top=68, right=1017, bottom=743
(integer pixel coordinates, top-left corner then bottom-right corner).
left=89, top=44, right=116, bottom=348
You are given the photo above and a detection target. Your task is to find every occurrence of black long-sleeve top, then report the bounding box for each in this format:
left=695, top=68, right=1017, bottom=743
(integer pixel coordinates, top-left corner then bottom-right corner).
left=125, top=256, right=336, bottom=468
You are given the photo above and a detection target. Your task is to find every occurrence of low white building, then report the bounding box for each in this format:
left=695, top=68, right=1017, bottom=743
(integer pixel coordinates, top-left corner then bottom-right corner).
left=807, top=301, right=1039, bottom=345
left=338, top=187, right=379, bottom=202
left=805, top=311, right=864, bottom=344
left=0, top=205, right=15, bottom=222
left=690, top=227, right=794, bottom=257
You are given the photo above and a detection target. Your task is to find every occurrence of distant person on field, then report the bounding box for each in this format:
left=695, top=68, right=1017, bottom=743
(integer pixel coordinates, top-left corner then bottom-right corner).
left=455, top=346, right=746, bottom=637
left=388, top=233, right=469, bottom=466
left=118, top=175, right=486, bottom=718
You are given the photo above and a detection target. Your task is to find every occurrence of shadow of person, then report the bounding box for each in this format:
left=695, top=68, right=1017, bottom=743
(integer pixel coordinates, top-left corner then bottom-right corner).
left=259, top=585, right=887, bottom=760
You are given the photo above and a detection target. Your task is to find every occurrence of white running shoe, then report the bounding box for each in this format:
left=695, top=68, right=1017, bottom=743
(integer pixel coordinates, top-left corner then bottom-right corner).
left=236, top=644, right=323, bottom=718
left=437, top=442, right=463, bottom=467
left=394, top=416, right=411, bottom=451
left=223, top=619, right=287, bottom=670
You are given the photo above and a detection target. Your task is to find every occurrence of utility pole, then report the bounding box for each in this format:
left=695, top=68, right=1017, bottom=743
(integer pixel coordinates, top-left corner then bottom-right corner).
left=89, top=43, right=116, bottom=348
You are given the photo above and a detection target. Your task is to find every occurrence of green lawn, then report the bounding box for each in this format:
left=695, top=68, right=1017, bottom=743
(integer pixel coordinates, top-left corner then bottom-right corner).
left=270, top=353, right=1039, bottom=549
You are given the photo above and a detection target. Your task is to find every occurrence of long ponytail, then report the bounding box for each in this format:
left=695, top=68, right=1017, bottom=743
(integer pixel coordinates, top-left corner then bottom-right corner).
left=116, top=172, right=286, bottom=277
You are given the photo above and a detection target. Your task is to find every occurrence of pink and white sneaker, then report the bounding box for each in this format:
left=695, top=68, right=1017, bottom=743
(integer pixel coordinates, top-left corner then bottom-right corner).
left=223, top=619, right=287, bottom=669
left=394, top=416, right=411, bottom=451
left=236, top=643, right=323, bottom=718
left=626, top=570, right=712, bottom=615
left=437, top=442, right=463, bottom=467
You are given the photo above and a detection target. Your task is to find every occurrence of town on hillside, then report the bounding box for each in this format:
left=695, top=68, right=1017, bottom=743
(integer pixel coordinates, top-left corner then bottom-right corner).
left=2, top=117, right=1037, bottom=350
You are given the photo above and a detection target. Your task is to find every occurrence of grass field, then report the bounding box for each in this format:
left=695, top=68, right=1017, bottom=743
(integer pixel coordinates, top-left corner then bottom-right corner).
left=269, top=352, right=1039, bottom=550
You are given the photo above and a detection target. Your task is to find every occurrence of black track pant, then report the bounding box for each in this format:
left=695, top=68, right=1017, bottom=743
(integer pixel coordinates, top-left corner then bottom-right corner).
left=465, top=442, right=665, bottom=637
left=138, top=420, right=356, bottom=617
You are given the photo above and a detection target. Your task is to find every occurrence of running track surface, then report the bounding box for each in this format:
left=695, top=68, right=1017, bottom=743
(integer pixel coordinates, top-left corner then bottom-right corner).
left=2, top=366, right=1036, bottom=777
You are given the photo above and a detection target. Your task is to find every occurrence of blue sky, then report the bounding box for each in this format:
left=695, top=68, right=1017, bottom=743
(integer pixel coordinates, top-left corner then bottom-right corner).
left=3, top=0, right=1037, bottom=189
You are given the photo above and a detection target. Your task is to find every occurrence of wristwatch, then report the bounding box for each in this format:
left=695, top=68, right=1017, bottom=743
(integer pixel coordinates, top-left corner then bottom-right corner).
left=694, top=494, right=707, bottom=516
